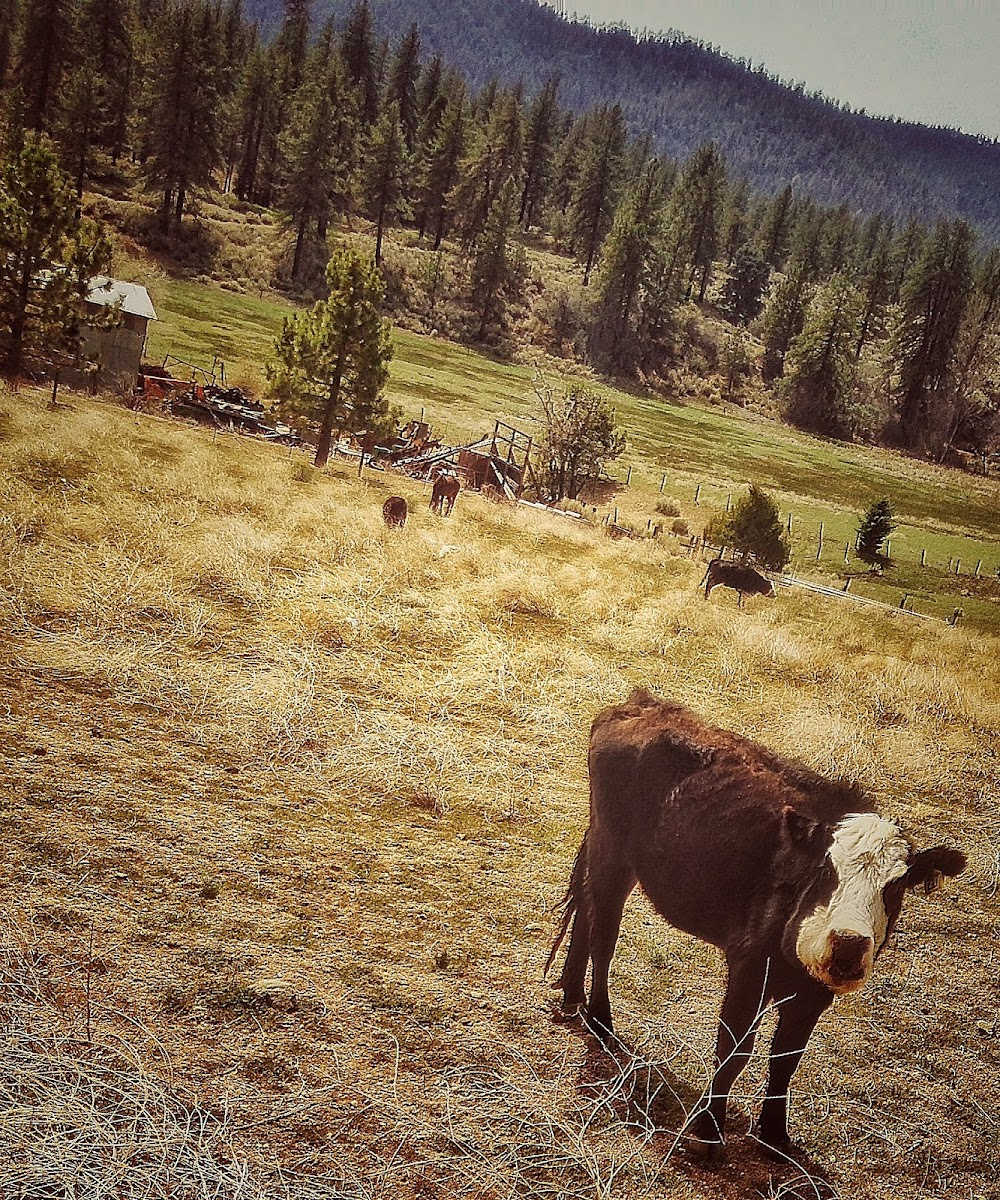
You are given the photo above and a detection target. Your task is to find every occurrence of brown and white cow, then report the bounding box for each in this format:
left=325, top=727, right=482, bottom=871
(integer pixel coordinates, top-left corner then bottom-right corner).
left=702, top=557, right=776, bottom=605
left=430, top=474, right=460, bottom=516
left=547, top=689, right=965, bottom=1163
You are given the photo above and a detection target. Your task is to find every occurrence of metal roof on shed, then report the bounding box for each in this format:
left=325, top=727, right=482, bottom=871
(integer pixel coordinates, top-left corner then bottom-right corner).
left=86, top=276, right=157, bottom=321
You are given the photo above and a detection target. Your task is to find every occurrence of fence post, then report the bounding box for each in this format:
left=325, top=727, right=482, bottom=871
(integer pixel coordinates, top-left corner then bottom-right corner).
left=955, top=558, right=961, bottom=574
left=844, top=543, right=850, bottom=564
left=726, top=493, right=732, bottom=511
left=947, top=557, right=953, bottom=572
left=920, top=548, right=926, bottom=567
left=817, top=521, right=824, bottom=561
left=694, top=483, right=701, bottom=504
left=660, top=474, right=666, bottom=493
left=787, top=512, right=793, bottom=534
left=626, top=465, right=632, bottom=486
left=975, top=559, right=982, bottom=577
left=900, top=594, right=909, bottom=609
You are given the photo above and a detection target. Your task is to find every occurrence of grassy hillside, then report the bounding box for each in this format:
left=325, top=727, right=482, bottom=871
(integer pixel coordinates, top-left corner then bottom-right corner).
left=146, top=275, right=1000, bottom=633
left=1, top=383, right=997, bottom=1198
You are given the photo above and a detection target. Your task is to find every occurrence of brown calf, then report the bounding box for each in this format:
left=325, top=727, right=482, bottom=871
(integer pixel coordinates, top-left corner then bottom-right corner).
left=547, top=689, right=965, bottom=1162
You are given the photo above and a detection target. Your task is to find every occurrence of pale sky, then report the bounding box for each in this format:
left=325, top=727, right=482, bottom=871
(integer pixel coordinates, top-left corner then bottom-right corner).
left=562, top=1, right=1000, bottom=140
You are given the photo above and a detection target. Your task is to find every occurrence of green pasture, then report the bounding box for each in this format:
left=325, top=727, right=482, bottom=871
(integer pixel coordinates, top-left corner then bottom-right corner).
left=145, top=275, right=1000, bottom=632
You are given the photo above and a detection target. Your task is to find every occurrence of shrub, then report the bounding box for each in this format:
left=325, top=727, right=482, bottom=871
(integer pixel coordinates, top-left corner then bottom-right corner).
left=655, top=497, right=681, bottom=517
left=671, top=517, right=689, bottom=536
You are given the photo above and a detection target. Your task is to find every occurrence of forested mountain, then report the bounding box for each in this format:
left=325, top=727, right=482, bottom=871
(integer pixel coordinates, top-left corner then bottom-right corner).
left=243, top=0, right=1000, bottom=240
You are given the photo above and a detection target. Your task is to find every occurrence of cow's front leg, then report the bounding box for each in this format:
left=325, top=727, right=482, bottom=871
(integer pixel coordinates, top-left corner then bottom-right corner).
left=688, top=956, right=769, bottom=1164
left=755, top=983, right=832, bottom=1157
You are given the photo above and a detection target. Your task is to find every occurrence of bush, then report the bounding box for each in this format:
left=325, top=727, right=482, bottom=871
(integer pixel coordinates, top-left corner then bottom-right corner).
left=671, top=517, right=689, bottom=536
left=655, top=497, right=681, bottom=517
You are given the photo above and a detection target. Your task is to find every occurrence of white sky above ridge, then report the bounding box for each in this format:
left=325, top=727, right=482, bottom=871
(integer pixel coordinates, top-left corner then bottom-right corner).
left=558, top=0, right=1000, bottom=140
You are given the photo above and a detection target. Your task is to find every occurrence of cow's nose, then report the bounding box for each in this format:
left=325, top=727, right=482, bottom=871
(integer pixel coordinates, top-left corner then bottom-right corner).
left=828, top=932, right=871, bottom=981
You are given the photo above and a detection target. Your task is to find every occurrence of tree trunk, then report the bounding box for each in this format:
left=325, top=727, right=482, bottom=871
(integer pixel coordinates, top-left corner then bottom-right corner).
left=315, top=357, right=346, bottom=467
left=291, top=215, right=307, bottom=281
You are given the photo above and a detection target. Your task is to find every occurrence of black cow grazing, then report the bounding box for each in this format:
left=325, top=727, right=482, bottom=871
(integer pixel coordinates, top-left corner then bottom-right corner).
left=547, top=689, right=965, bottom=1163
left=430, top=474, right=461, bottom=516
left=382, top=496, right=408, bottom=528
left=702, top=557, right=776, bottom=605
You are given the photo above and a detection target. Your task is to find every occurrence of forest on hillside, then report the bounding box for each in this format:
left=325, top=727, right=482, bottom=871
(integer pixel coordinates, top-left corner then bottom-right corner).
left=243, top=0, right=1000, bottom=240
left=1, top=0, right=999, bottom=465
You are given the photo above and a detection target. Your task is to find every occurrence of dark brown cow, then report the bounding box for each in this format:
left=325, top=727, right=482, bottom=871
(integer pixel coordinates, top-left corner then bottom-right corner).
left=547, top=689, right=965, bottom=1162
left=382, top=496, right=408, bottom=528
left=430, top=474, right=460, bottom=516
left=702, top=557, right=775, bottom=605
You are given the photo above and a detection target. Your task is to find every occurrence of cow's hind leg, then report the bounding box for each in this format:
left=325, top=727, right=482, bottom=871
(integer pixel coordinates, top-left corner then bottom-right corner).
left=554, top=911, right=590, bottom=1014
left=584, top=856, right=637, bottom=1041
left=688, top=955, right=770, bottom=1163
left=755, top=984, right=832, bottom=1157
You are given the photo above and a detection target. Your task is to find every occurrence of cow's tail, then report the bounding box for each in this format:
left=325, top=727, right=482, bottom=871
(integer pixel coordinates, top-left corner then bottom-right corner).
left=544, top=831, right=589, bottom=979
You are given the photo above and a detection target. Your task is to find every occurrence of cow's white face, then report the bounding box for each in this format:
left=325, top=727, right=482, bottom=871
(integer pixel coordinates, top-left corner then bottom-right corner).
left=796, top=814, right=911, bottom=994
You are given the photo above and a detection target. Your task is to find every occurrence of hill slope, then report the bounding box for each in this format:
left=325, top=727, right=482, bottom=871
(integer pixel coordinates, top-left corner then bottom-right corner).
left=245, top=0, right=1000, bottom=239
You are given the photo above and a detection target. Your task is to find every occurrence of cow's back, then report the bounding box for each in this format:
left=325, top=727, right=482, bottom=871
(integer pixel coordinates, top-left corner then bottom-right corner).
left=588, top=689, right=869, bottom=949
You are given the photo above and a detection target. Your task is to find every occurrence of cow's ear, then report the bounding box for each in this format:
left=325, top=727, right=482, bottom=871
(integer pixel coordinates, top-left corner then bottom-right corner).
left=901, top=846, right=967, bottom=894
left=784, top=807, right=826, bottom=854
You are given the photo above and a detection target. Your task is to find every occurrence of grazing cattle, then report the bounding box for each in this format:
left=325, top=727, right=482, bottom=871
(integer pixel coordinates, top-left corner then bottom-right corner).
left=430, top=474, right=461, bottom=516
left=547, top=689, right=965, bottom=1163
left=702, top=557, right=775, bottom=605
left=382, top=496, right=408, bottom=528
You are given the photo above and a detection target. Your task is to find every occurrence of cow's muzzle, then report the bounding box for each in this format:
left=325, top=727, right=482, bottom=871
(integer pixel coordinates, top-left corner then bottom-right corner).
left=821, top=931, right=873, bottom=992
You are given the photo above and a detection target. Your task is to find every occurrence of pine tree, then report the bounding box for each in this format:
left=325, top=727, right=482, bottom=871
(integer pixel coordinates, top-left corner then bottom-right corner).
left=756, top=183, right=794, bottom=269
left=16, top=0, right=76, bottom=131
left=449, top=89, right=522, bottom=249
left=783, top=272, right=864, bottom=438
left=144, top=0, right=224, bottom=230
left=569, top=103, right=626, bottom=286
left=589, top=159, right=668, bottom=371
left=387, top=22, right=420, bottom=151
left=706, top=484, right=789, bottom=569
left=469, top=179, right=522, bottom=342
left=361, top=101, right=408, bottom=266
left=760, top=274, right=809, bottom=382
left=0, top=134, right=111, bottom=376
left=891, top=219, right=974, bottom=453
left=340, top=0, right=378, bottom=127
left=665, top=142, right=726, bottom=301
left=518, top=75, right=560, bottom=229
left=266, top=247, right=394, bottom=467
left=720, top=244, right=769, bottom=322
left=856, top=499, right=895, bottom=566
left=415, top=93, right=464, bottom=249
left=279, top=71, right=340, bottom=281
left=0, top=0, right=18, bottom=93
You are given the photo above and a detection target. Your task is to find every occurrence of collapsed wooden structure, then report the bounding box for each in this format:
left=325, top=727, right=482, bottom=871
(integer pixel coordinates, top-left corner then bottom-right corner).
left=396, top=420, right=536, bottom=500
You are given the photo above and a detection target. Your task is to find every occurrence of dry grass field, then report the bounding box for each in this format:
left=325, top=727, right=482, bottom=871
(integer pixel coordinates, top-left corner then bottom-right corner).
left=1, top=384, right=998, bottom=1200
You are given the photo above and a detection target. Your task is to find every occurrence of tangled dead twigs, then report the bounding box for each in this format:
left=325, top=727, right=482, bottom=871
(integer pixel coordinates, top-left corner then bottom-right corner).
left=0, top=922, right=359, bottom=1200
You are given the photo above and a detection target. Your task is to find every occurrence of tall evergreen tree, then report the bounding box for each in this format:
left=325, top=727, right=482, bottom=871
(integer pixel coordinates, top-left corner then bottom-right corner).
left=518, top=74, right=560, bottom=229
left=569, top=103, right=627, bottom=285
left=756, top=183, right=794, bottom=268
left=387, top=22, right=420, bottom=151
left=721, top=244, right=769, bottom=322
left=783, top=272, right=864, bottom=438
left=416, top=93, right=464, bottom=249
left=469, top=178, right=522, bottom=341
left=665, top=141, right=726, bottom=301
left=589, top=158, right=668, bottom=371
left=340, top=0, right=378, bottom=127
left=267, top=247, right=394, bottom=467
left=449, top=88, right=522, bottom=248
left=362, top=100, right=408, bottom=266
left=0, top=134, right=111, bottom=376
left=890, top=219, right=974, bottom=453
left=16, top=0, right=76, bottom=131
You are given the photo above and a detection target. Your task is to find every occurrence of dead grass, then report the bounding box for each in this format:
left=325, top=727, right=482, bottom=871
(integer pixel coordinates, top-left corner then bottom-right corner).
left=0, top=385, right=997, bottom=1200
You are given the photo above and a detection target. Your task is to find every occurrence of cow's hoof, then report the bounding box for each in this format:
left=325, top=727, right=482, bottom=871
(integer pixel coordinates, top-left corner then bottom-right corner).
left=583, top=1013, right=614, bottom=1043
left=687, top=1137, right=726, bottom=1168
left=754, top=1130, right=804, bottom=1163
left=553, top=995, right=585, bottom=1022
